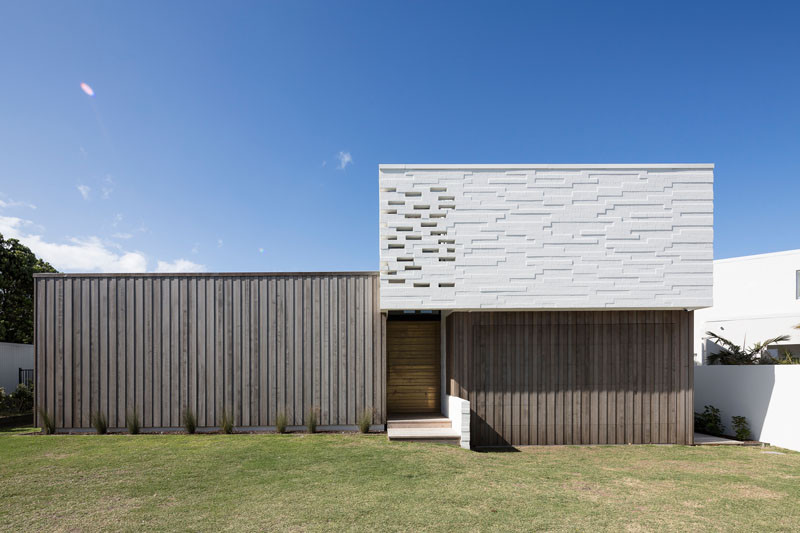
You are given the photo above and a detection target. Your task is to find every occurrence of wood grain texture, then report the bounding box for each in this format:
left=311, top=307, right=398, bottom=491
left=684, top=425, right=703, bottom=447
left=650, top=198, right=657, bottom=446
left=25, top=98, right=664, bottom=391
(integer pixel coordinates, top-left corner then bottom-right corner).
left=34, top=273, right=384, bottom=430
left=446, top=311, right=694, bottom=447
left=386, top=321, right=440, bottom=414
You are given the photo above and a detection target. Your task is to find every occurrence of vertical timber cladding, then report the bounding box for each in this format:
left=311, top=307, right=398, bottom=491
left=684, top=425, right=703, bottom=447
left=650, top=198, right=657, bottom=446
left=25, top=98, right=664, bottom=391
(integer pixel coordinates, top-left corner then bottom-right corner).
left=446, top=311, right=694, bottom=446
left=33, top=273, right=386, bottom=431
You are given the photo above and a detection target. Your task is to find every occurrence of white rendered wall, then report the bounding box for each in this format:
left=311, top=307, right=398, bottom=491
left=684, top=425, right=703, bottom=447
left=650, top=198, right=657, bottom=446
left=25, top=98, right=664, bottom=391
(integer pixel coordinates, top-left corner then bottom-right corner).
left=379, top=164, right=714, bottom=310
left=0, top=342, right=34, bottom=393
left=695, top=366, right=800, bottom=452
left=694, top=250, right=800, bottom=363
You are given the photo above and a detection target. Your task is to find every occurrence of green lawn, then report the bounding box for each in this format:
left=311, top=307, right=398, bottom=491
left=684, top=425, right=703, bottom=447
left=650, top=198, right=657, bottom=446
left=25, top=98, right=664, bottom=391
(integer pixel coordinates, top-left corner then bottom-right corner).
left=2, top=429, right=799, bottom=532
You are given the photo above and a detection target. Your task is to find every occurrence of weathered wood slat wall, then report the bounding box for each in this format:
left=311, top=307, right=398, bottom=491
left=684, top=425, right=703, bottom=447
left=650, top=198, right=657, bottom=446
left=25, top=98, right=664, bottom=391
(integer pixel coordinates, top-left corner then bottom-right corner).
left=34, top=273, right=385, bottom=430
left=446, top=311, right=694, bottom=446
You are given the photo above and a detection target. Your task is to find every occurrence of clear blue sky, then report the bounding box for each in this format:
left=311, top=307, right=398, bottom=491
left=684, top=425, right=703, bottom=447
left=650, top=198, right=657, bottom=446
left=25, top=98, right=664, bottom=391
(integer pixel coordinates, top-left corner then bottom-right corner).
left=1, top=1, right=798, bottom=273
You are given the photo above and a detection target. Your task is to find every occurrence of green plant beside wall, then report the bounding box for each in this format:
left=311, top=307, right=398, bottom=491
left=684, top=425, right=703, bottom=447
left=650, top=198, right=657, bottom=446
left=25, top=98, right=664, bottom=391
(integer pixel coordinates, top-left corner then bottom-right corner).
left=358, top=408, right=373, bottom=434
left=91, top=412, right=108, bottom=435
left=182, top=409, right=197, bottom=434
left=306, top=407, right=318, bottom=434
left=220, top=411, right=233, bottom=434
left=276, top=412, right=287, bottom=434
left=0, top=383, right=34, bottom=415
left=694, top=405, right=724, bottom=436
left=126, top=408, right=140, bottom=435
left=732, top=416, right=752, bottom=441
left=37, top=407, right=55, bottom=435
left=705, top=331, right=791, bottom=365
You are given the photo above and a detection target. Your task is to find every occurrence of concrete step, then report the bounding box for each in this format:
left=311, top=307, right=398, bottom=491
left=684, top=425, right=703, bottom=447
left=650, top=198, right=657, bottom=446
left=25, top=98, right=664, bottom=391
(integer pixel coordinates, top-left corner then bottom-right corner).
left=387, top=416, right=452, bottom=429
left=387, top=427, right=461, bottom=445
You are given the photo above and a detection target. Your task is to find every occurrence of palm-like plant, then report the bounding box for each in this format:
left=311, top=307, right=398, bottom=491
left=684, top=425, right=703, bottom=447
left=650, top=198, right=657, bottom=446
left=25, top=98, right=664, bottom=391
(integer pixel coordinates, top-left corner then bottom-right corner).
left=705, top=331, right=790, bottom=365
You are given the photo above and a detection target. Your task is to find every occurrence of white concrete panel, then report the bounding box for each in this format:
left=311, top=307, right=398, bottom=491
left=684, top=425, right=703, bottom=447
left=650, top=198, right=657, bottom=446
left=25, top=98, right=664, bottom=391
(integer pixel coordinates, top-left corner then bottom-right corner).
left=379, top=165, right=714, bottom=310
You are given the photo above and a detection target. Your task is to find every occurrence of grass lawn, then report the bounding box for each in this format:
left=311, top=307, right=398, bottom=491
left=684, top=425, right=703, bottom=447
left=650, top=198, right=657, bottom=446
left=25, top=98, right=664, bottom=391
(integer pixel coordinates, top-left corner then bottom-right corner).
left=2, top=429, right=800, bottom=532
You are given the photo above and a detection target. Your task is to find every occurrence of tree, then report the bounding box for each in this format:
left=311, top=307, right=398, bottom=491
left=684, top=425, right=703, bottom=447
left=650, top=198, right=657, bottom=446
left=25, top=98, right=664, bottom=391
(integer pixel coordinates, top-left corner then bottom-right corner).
left=0, top=233, right=57, bottom=344
left=705, top=330, right=790, bottom=365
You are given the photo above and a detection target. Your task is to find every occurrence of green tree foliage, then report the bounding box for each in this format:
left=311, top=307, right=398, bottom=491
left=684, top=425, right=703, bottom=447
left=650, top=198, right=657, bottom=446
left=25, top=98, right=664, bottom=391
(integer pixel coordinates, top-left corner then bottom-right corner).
left=0, top=233, right=57, bottom=344
left=705, top=330, right=790, bottom=365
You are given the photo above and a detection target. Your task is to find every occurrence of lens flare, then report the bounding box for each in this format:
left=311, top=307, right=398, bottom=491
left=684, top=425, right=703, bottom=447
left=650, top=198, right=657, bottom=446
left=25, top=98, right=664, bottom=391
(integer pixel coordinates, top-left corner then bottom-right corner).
left=80, top=82, right=95, bottom=96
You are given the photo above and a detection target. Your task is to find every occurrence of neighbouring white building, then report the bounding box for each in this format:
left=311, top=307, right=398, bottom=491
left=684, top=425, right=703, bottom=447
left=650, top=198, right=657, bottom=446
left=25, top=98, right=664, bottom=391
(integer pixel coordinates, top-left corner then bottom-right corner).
left=694, top=249, right=800, bottom=364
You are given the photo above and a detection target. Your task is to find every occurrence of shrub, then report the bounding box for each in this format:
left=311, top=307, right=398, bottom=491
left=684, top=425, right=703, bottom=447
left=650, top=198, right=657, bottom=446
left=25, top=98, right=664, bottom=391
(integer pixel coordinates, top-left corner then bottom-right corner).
left=126, top=408, right=140, bottom=435
left=91, top=411, right=108, bottom=434
left=732, top=415, right=752, bottom=441
left=38, top=407, right=55, bottom=435
left=358, top=408, right=373, bottom=434
left=694, top=405, right=724, bottom=436
left=276, top=411, right=288, bottom=434
left=182, top=408, right=197, bottom=434
left=220, top=410, right=233, bottom=434
left=1, top=383, right=34, bottom=414
left=306, top=407, right=318, bottom=434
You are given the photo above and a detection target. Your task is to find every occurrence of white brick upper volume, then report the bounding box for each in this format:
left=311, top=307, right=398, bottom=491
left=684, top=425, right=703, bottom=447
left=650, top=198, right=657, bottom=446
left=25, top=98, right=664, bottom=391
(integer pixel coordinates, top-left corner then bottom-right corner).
left=379, top=164, right=714, bottom=310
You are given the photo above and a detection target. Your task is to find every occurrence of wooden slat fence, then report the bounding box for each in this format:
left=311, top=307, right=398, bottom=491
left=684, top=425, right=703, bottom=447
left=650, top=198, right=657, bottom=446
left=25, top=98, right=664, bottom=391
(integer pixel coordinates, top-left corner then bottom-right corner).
left=34, top=273, right=385, bottom=430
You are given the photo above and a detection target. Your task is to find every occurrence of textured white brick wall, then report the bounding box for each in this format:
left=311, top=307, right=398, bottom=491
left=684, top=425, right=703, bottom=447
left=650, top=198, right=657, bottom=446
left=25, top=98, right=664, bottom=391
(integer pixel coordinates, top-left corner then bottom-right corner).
left=379, top=164, right=714, bottom=310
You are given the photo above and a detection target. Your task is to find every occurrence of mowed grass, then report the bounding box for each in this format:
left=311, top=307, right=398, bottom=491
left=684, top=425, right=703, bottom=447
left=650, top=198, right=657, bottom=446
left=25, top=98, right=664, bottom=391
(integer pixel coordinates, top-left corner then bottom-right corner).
left=2, top=429, right=800, bottom=532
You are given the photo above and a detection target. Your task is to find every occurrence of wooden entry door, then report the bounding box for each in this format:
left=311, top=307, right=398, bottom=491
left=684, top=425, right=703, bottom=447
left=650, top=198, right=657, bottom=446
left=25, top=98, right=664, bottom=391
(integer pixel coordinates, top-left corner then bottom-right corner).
left=387, top=321, right=441, bottom=414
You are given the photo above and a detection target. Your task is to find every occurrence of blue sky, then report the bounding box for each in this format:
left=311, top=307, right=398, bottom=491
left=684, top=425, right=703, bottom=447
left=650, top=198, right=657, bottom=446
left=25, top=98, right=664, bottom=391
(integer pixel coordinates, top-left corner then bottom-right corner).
left=1, top=1, right=798, bottom=273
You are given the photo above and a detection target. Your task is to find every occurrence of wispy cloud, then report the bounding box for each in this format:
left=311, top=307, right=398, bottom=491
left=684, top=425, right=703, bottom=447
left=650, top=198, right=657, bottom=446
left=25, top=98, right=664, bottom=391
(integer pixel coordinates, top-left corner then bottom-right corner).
left=0, top=215, right=146, bottom=272
left=336, top=151, right=353, bottom=170
left=0, top=195, right=36, bottom=210
left=112, top=232, right=133, bottom=239
left=112, top=213, right=123, bottom=227
left=101, top=175, right=114, bottom=200
left=77, top=185, right=91, bottom=200
left=0, top=215, right=206, bottom=273
left=154, top=259, right=206, bottom=273
left=217, top=239, right=223, bottom=248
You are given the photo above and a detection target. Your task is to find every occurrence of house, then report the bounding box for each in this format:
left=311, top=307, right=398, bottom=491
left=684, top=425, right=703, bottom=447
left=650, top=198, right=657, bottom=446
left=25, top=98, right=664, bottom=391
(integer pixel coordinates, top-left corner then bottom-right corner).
left=34, top=163, right=714, bottom=447
left=0, top=342, right=34, bottom=393
left=694, top=249, right=800, bottom=364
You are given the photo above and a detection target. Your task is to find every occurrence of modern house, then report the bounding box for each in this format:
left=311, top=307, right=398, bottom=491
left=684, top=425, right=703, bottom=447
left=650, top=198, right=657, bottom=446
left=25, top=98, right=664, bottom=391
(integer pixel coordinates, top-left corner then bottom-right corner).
left=694, top=249, right=800, bottom=364
left=34, top=164, right=714, bottom=447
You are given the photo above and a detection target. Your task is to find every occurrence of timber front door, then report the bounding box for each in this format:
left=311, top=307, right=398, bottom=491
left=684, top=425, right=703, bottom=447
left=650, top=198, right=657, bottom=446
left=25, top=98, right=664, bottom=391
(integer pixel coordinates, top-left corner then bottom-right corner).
left=386, top=320, right=440, bottom=413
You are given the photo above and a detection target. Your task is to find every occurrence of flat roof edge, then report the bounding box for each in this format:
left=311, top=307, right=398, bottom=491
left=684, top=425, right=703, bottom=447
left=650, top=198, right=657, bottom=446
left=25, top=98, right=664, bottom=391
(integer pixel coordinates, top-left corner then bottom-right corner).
left=379, top=163, right=715, bottom=170
left=34, top=271, right=380, bottom=278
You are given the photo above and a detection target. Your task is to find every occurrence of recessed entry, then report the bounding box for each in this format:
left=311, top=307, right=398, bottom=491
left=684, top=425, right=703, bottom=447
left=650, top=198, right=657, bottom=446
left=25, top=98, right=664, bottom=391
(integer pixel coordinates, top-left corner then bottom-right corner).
left=404, top=191, right=422, bottom=197
left=413, top=282, right=430, bottom=288
left=438, top=282, right=455, bottom=288
left=388, top=279, right=405, bottom=284
left=430, top=187, right=447, bottom=192
left=421, top=222, right=437, bottom=227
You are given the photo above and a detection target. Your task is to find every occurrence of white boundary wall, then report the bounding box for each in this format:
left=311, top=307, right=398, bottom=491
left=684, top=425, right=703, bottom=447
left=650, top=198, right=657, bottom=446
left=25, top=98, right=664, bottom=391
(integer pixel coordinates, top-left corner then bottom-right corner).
left=0, top=342, right=34, bottom=393
left=695, top=365, right=800, bottom=452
